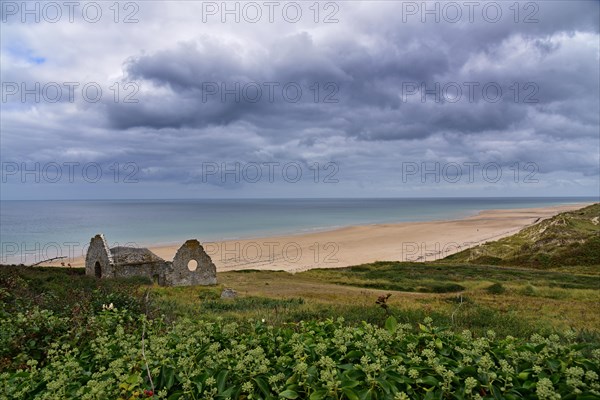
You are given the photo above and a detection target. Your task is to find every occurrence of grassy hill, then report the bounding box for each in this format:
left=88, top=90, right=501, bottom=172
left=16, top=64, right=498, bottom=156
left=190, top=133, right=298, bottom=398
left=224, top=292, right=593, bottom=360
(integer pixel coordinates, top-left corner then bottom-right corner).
left=441, top=203, right=600, bottom=270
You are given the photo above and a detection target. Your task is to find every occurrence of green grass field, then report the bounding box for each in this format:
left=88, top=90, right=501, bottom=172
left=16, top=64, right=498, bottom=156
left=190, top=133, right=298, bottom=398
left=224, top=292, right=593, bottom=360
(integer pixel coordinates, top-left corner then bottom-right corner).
left=151, top=259, right=599, bottom=338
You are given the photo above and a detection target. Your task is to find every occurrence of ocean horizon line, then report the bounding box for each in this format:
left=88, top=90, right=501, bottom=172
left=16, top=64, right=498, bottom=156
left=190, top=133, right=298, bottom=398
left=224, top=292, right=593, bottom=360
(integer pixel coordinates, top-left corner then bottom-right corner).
left=2, top=195, right=598, bottom=202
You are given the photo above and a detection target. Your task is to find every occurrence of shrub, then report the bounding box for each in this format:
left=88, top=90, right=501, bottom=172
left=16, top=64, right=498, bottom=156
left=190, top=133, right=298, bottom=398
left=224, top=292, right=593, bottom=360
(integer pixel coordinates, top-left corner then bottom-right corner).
left=521, top=284, right=538, bottom=297
left=486, top=283, right=506, bottom=294
left=2, top=313, right=599, bottom=399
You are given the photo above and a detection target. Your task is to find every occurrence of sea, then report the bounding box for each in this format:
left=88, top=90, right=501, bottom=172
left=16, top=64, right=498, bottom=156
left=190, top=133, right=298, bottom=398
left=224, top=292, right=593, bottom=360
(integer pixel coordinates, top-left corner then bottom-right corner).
left=0, top=197, right=596, bottom=264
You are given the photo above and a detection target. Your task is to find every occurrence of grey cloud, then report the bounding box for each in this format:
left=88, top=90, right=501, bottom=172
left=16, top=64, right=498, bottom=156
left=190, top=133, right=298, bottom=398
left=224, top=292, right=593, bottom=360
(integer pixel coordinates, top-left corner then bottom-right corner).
left=1, top=0, right=598, bottom=199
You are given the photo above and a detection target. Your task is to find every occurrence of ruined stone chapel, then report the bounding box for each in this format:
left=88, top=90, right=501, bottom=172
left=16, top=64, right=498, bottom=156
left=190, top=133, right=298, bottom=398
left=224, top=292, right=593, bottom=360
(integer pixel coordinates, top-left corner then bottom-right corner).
left=85, top=234, right=217, bottom=286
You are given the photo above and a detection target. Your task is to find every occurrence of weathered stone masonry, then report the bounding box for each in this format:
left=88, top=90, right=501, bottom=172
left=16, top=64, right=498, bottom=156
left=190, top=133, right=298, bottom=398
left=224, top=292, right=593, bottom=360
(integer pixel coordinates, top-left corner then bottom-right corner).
left=85, top=234, right=217, bottom=286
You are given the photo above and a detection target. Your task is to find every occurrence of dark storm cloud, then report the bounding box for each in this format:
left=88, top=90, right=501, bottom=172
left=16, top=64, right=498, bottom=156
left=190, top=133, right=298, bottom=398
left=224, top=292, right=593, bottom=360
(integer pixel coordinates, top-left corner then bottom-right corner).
left=1, top=1, right=598, bottom=199
left=108, top=1, right=598, bottom=140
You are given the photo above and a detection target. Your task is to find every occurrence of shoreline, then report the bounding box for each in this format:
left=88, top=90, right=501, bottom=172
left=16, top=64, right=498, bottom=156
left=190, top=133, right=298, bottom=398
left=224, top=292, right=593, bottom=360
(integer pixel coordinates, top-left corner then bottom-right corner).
left=40, top=203, right=592, bottom=272
left=87, top=201, right=592, bottom=249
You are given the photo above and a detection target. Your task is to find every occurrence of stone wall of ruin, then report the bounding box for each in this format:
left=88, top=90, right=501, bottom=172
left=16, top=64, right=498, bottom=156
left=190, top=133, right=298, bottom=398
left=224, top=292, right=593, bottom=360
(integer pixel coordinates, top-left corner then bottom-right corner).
left=168, top=239, right=217, bottom=286
left=113, top=262, right=169, bottom=285
left=85, top=234, right=114, bottom=278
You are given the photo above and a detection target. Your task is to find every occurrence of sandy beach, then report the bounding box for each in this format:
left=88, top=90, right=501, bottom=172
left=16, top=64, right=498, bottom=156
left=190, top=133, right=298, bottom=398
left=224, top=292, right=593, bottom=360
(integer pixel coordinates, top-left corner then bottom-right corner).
left=52, top=203, right=590, bottom=272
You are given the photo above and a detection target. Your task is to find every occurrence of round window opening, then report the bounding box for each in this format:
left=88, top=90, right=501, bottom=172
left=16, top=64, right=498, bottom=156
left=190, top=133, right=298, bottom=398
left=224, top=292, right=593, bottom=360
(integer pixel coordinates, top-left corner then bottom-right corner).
left=187, top=259, right=198, bottom=271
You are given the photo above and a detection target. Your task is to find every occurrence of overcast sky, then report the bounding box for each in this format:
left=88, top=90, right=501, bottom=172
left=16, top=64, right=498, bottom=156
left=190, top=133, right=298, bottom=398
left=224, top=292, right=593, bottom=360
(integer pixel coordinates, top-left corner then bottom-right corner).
left=1, top=0, right=599, bottom=199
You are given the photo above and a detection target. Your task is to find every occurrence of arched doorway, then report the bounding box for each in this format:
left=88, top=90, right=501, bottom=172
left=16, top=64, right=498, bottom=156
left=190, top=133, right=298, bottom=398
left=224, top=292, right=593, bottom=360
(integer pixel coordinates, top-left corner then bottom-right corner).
left=94, top=261, right=102, bottom=278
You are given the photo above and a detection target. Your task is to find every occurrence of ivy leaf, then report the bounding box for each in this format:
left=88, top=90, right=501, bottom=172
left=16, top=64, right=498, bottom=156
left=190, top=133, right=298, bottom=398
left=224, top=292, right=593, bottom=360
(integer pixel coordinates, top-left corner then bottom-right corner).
left=342, top=387, right=360, bottom=400
left=385, top=316, right=397, bottom=333
left=421, top=376, right=439, bottom=387
left=254, top=377, right=270, bottom=396
left=167, top=391, right=183, bottom=400
left=309, top=389, right=326, bottom=400
left=216, top=370, right=229, bottom=394
left=279, top=389, right=299, bottom=399
left=341, top=379, right=360, bottom=389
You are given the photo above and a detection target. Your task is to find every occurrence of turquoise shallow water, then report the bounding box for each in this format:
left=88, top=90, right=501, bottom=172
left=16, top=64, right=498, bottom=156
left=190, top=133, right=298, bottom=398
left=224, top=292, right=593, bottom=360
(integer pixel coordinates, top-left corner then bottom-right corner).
left=0, top=197, right=596, bottom=263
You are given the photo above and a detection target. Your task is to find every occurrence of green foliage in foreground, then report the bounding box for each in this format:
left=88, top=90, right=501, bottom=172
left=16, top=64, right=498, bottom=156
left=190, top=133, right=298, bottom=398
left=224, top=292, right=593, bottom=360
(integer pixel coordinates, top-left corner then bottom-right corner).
left=1, top=266, right=599, bottom=400
left=2, top=308, right=600, bottom=400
